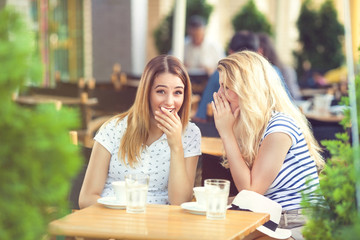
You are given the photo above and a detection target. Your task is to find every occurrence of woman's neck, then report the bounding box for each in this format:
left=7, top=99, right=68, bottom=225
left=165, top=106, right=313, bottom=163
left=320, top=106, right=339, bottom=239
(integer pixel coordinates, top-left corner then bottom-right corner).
left=146, top=119, right=164, bottom=146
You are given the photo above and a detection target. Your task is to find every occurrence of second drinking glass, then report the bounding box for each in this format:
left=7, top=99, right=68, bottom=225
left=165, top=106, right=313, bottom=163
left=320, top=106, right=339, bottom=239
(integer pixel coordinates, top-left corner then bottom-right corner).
left=125, top=173, right=150, bottom=213
left=204, top=179, right=230, bottom=220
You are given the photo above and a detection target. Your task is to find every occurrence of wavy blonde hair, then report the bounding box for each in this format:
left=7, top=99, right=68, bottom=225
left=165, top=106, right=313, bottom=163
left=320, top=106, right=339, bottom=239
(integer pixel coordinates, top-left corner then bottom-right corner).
left=217, top=51, right=324, bottom=170
left=104, top=55, right=192, bottom=167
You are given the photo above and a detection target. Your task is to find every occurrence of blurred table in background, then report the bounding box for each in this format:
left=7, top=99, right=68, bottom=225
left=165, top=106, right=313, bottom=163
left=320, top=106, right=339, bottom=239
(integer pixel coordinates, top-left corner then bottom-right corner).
left=201, top=137, right=223, bottom=156
left=14, top=94, right=98, bottom=106
left=305, top=111, right=344, bottom=123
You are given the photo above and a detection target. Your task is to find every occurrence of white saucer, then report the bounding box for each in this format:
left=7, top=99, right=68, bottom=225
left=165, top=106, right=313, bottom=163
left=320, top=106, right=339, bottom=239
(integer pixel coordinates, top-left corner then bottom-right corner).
left=180, top=202, right=232, bottom=215
left=180, top=202, right=206, bottom=215
left=97, top=196, right=126, bottom=209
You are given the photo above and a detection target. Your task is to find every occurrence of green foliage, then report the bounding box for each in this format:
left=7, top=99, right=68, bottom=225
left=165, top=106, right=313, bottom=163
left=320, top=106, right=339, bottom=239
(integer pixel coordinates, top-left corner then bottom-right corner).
left=0, top=7, right=82, bottom=240
left=231, top=0, right=272, bottom=36
left=154, top=13, right=174, bottom=55
left=186, top=0, right=213, bottom=21
left=153, top=0, right=213, bottom=54
left=0, top=7, right=42, bottom=98
left=301, top=55, right=360, bottom=239
left=294, top=0, right=344, bottom=85
left=317, top=0, right=344, bottom=70
left=302, top=135, right=357, bottom=239
left=302, top=115, right=356, bottom=240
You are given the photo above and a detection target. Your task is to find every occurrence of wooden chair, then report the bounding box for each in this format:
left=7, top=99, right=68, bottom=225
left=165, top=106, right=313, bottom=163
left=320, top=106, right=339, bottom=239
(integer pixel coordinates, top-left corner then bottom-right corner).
left=75, top=91, right=112, bottom=148
left=69, top=131, right=78, bottom=145
left=111, top=63, right=128, bottom=91
left=190, top=94, right=201, bottom=118
left=68, top=130, right=92, bottom=211
left=79, top=115, right=112, bottom=148
left=89, top=85, right=137, bottom=117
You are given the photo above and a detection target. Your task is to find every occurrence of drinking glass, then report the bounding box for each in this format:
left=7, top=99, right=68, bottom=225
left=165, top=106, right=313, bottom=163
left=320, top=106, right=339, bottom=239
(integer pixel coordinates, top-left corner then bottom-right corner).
left=125, top=174, right=150, bottom=213
left=204, top=179, right=230, bottom=220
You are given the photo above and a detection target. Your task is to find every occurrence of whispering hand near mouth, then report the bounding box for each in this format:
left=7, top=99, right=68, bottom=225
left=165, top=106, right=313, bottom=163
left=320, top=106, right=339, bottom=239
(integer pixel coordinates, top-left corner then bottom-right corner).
left=154, top=107, right=183, bottom=149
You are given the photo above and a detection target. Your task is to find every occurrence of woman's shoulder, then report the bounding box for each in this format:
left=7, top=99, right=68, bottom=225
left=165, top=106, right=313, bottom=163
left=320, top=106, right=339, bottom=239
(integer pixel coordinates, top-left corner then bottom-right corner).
left=185, top=121, right=201, bottom=135
left=270, top=111, right=297, bottom=124
left=187, top=121, right=201, bottom=130
left=266, top=112, right=300, bottom=133
left=100, top=115, right=128, bottom=132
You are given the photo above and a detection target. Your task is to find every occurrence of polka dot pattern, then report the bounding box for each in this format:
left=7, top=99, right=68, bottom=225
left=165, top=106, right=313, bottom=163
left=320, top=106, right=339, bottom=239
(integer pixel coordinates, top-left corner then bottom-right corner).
left=94, top=116, right=201, bottom=204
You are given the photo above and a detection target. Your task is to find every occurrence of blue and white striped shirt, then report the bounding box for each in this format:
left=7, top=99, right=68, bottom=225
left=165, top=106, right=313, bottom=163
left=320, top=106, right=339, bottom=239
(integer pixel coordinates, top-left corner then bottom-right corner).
left=262, top=112, right=320, bottom=211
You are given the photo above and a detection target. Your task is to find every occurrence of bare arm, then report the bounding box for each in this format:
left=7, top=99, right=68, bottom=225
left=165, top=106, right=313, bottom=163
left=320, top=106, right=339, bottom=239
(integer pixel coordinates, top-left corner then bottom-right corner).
left=212, top=92, right=291, bottom=194
left=223, top=132, right=291, bottom=194
left=78, top=141, right=110, bottom=209
left=155, top=108, right=199, bottom=205
left=168, top=153, right=199, bottom=205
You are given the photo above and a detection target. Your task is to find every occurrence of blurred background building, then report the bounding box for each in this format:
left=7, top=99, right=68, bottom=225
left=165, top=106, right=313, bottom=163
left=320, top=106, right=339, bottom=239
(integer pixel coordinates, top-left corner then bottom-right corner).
left=3, top=0, right=359, bottom=87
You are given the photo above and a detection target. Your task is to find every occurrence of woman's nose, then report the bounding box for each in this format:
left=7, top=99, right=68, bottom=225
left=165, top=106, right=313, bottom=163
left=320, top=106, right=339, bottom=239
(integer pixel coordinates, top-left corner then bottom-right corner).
left=165, top=94, right=174, bottom=105
left=218, top=86, right=223, bottom=94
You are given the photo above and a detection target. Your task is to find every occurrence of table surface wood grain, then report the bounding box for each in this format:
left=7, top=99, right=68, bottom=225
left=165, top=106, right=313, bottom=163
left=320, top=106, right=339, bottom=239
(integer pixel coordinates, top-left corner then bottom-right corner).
left=48, top=203, right=269, bottom=240
left=201, top=137, right=224, bottom=156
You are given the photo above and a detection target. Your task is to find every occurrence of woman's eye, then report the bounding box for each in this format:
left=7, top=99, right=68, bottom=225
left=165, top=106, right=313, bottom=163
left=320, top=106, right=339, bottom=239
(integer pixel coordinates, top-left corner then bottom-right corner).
left=222, top=84, right=228, bottom=90
left=175, top=90, right=183, bottom=95
left=156, top=90, right=165, bottom=94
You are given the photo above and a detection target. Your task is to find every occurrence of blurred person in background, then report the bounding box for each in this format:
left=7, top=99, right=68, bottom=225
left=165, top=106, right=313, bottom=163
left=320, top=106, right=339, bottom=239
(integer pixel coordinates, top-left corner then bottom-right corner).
left=184, top=15, right=225, bottom=76
left=258, top=33, right=302, bottom=100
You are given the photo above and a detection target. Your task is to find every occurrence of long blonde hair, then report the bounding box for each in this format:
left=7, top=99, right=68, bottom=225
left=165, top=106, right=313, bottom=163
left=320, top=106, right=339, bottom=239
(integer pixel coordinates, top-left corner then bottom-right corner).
left=105, top=55, right=192, bottom=167
left=217, top=51, right=324, bottom=170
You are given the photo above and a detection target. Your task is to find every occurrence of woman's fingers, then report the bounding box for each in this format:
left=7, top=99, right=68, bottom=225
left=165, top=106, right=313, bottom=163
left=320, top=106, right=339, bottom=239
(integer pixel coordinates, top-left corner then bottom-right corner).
left=155, top=109, right=181, bottom=133
left=211, top=101, right=217, bottom=115
left=213, top=92, right=231, bottom=113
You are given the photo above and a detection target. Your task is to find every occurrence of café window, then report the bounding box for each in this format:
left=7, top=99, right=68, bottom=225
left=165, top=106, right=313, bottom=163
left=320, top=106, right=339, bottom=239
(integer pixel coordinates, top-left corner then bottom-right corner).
left=31, top=0, right=84, bottom=85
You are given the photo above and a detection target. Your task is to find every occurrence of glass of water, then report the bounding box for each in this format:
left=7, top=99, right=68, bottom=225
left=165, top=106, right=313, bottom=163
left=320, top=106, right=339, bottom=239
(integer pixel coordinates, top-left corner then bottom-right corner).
left=204, top=179, right=230, bottom=220
left=125, top=173, right=150, bottom=213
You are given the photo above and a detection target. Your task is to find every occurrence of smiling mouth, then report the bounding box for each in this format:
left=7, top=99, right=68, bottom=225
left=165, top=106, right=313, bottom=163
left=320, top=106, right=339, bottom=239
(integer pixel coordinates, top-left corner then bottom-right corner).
left=161, top=107, right=175, bottom=113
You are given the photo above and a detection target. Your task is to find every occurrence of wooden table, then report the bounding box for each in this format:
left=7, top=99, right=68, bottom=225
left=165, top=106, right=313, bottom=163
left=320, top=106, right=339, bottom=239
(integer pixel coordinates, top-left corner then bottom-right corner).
left=305, top=111, right=344, bottom=123
left=48, top=203, right=269, bottom=240
left=201, top=137, right=224, bottom=156
left=300, top=88, right=328, bottom=98
left=14, top=94, right=98, bottom=106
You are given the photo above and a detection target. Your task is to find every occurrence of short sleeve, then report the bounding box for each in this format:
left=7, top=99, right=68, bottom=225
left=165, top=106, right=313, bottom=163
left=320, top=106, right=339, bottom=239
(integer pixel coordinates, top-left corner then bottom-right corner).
left=182, top=122, right=202, bottom=158
left=262, top=113, right=301, bottom=146
left=94, top=118, right=125, bottom=154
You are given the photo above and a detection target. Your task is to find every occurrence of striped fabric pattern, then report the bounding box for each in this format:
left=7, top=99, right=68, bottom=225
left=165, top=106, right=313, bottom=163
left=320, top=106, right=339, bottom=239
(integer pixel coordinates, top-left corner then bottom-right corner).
left=262, top=112, right=321, bottom=211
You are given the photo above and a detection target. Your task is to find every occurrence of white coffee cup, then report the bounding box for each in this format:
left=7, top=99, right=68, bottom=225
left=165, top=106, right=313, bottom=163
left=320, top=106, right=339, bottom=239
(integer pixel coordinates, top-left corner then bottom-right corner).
left=112, top=181, right=126, bottom=203
left=193, top=186, right=206, bottom=207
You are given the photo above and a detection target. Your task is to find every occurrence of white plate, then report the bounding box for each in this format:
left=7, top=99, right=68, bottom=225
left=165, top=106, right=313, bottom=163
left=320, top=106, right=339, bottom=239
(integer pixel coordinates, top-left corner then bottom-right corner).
left=181, top=202, right=206, bottom=215
left=180, top=202, right=232, bottom=215
left=97, top=196, right=126, bottom=209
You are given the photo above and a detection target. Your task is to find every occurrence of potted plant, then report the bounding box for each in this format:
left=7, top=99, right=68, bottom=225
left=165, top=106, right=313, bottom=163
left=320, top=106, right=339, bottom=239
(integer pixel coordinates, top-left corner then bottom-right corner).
left=293, top=0, right=344, bottom=87
left=231, top=0, right=273, bottom=36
